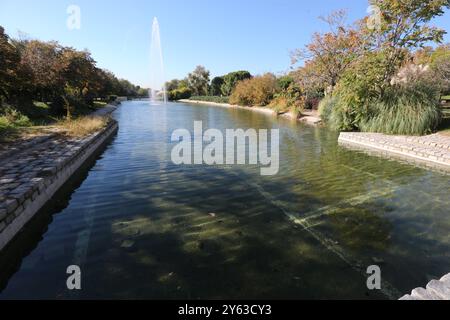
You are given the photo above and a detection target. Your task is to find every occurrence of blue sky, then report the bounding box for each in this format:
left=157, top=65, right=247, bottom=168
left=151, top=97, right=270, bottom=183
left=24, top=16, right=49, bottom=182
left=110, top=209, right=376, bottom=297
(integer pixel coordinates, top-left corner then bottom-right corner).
left=1, top=0, right=449, bottom=87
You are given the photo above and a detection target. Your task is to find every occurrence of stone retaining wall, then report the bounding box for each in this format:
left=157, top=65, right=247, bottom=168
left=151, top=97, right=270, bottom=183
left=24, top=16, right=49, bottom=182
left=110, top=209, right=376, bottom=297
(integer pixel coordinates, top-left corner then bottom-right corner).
left=0, top=120, right=119, bottom=251
left=339, top=132, right=450, bottom=171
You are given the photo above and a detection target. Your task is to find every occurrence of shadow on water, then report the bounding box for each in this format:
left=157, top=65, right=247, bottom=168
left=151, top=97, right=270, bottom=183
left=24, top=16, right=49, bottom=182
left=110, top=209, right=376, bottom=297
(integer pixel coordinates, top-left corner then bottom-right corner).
left=79, top=166, right=386, bottom=300
left=0, top=101, right=449, bottom=300
left=0, top=133, right=118, bottom=293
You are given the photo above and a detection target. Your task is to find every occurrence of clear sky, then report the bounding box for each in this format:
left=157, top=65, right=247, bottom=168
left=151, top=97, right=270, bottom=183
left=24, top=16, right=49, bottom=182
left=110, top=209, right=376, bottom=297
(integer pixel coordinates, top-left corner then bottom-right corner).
left=1, top=0, right=449, bottom=87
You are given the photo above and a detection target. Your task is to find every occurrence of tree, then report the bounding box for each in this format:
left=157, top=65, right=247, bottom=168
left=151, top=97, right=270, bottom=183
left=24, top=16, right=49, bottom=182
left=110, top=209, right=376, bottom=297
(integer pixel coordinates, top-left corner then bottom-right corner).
left=413, top=44, right=450, bottom=96
left=430, top=44, right=450, bottom=95
left=365, top=0, right=450, bottom=85
left=230, top=73, right=279, bottom=106
left=187, top=65, right=210, bottom=96
left=291, top=10, right=365, bottom=94
left=221, top=71, right=252, bottom=96
left=210, top=76, right=224, bottom=96
left=0, top=26, right=24, bottom=103
left=60, top=48, right=98, bottom=102
left=165, top=79, right=181, bottom=92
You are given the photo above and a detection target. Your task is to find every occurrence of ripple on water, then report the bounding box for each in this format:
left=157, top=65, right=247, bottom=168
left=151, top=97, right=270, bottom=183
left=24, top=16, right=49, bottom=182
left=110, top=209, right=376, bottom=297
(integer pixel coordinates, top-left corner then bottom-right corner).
left=0, top=101, right=449, bottom=299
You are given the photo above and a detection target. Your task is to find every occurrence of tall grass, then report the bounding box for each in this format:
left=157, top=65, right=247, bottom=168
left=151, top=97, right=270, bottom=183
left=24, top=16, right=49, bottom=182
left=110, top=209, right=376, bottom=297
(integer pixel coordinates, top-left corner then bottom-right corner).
left=326, top=81, right=442, bottom=135
left=58, top=116, right=109, bottom=137
left=360, top=84, right=442, bottom=135
left=318, top=95, right=338, bottom=124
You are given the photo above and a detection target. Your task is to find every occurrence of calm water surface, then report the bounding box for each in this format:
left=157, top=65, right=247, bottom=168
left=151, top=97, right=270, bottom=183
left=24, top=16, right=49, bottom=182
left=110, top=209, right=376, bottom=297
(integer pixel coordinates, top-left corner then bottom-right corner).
left=1, top=101, right=449, bottom=299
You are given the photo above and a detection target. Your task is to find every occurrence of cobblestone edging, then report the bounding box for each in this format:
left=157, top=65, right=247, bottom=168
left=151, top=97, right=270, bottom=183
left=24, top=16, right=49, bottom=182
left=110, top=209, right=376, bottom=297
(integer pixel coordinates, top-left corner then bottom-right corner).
left=0, top=120, right=119, bottom=251
left=400, top=273, right=450, bottom=300
left=0, top=134, right=57, bottom=161
left=338, top=132, right=450, bottom=171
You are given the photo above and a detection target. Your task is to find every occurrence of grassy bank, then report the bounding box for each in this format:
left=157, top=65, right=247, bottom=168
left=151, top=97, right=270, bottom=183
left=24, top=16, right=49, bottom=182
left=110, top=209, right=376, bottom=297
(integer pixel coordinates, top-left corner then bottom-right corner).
left=189, top=96, right=230, bottom=104
left=0, top=99, right=112, bottom=142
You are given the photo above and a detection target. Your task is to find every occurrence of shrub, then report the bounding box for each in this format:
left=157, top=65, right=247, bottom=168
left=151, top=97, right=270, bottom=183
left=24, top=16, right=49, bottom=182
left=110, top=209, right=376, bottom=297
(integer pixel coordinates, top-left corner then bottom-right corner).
left=209, top=77, right=224, bottom=96
left=326, top=52, right=393, bottom=131
left=269, top=81, right=304, bottom=115
left=168, top=87, right=192, bottom=101
left=359, top=82, right=442, bottom=135
left=230, top=73, right=279, bottom=107
left=318, top=95, right=338, bottom=123
left=269, top=96, right=290, bottom=113
left=221, top=71, right=252, bottom=96
left=0, top=106, right=32, bottom=129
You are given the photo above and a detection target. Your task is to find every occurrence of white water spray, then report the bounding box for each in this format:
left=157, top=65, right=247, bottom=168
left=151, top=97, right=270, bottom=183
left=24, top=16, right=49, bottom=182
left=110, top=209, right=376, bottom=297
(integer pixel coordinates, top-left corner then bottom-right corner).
left=149, top=17, right=167, bottom=104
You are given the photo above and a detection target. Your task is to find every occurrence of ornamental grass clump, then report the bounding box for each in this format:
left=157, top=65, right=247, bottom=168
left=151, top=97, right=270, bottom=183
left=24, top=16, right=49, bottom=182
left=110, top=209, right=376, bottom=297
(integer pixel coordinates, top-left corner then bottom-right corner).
left=360, top=83, right=442, bottom=135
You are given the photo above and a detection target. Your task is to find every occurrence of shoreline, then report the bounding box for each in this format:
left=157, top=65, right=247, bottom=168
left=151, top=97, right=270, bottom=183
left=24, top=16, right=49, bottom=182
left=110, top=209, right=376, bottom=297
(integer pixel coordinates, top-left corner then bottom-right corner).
left=339, top=131, right=450, bottom=173
left=0, top=104, right=119, bottom=251
left=178, top=99, right=322, bottom=125
left=181, top=99, right=450, bottom=173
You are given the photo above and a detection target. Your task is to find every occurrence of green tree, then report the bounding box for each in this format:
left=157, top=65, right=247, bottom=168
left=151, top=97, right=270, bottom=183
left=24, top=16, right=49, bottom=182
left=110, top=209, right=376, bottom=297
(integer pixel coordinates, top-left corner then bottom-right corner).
left=187, top=65, right=210, bottom=96
left=165, top=79, right=181, bottom=92
left=430, top=44, right=450, bottom=95
left=0, top=26, right=27, bottom=104
left=221, top=71, right=252, bottom=96
left=366, top=0, right=450, bottom=86
left=210, top=76, right=224, bottom=96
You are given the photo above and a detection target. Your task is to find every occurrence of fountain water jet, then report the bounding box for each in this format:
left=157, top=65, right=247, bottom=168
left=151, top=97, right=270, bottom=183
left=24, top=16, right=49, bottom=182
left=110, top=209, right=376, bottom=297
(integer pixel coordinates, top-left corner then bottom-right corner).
left=149, top=17, right=167, bottom=105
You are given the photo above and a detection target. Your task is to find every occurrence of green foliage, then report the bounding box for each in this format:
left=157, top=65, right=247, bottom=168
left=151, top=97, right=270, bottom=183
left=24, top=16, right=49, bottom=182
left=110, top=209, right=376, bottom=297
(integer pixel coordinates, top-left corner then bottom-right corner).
left=187, top=66, right=210, bottom=96
left=318, top=95, right=338, bottom=123
left=210, top=77, right=224, bottom=96
left=0, top=105, right=32, bottom=132
left=189, top=96, right=229, bottom=104
left=0, top=25, right=142, bottom=120
left=221, top=71, right=252, bottom=96
left=269, top=79, right=304, bottom=113
left=229, top=73, right=279, bottom=107
left=429, top=45, right=450, bottom=95
left=328, top=79, right=442, bottom=135
left=168, top=87, right=192, bottom=101
left=325, top=52, right=390, bottom=131
left=359, top=83, right=442, bottom=135
left=277, top=76, right=294, bottom=91
left=165, top=79, right=181, bottom=92
left=365, top=0, right=450, bottom=85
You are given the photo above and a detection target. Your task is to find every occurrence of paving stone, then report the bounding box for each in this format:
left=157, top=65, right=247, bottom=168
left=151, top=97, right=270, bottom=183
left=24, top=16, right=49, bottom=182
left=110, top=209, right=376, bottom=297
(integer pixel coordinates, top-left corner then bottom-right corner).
left=4, top=198, right=18, bottom=214
left=426, top=280, right=450, bottom=299
left=340, top=132, right=450, bottom=169
left=0, top=208, right=6, bottom=221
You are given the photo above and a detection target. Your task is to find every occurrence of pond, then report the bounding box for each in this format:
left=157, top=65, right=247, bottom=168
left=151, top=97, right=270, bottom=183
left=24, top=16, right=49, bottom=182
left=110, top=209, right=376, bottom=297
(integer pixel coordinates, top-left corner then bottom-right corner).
left=1, top=100, right=449, bottom=299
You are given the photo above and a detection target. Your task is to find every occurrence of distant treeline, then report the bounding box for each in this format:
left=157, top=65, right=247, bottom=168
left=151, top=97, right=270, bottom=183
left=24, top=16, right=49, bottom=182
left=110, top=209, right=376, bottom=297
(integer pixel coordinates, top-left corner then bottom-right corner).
left=0, top=25, right=148, bottom=118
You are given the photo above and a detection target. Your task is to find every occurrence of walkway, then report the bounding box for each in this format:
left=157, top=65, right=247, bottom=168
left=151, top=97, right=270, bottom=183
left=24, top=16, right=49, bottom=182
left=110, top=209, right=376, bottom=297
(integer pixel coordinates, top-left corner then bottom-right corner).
left=400, top=274, right=450, bottom=300
left=339, top=132, right=450, bottom=171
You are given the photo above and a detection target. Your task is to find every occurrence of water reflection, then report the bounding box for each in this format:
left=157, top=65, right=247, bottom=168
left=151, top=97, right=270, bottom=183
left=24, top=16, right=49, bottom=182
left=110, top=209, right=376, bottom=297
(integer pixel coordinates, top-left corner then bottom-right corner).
left=0, top=101, right=449, bottom=299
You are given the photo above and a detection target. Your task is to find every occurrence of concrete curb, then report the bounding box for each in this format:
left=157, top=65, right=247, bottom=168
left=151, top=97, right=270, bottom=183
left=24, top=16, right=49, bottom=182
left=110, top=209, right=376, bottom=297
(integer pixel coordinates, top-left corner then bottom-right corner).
left=0, top=121, right=119, bottom=251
